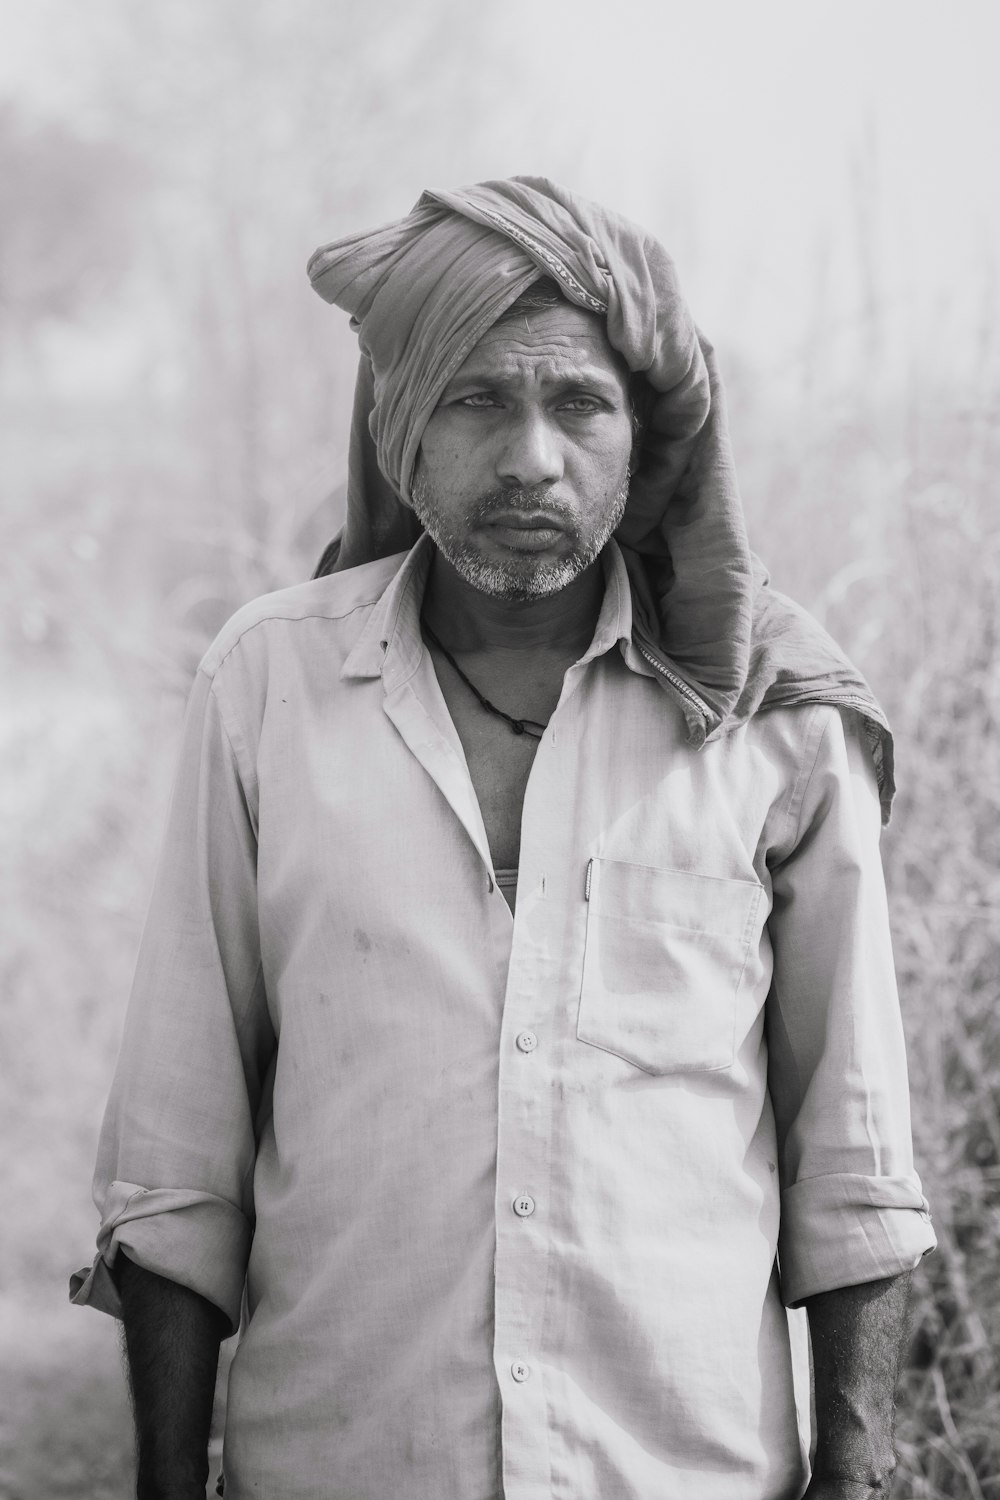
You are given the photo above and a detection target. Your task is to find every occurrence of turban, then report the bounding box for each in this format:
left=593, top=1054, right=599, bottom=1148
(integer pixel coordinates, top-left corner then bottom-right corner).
left=307, top=177, right=895, bottom=818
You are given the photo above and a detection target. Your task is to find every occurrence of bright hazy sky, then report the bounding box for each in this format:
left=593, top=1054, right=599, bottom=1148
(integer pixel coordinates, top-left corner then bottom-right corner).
left=3, top=0, right=996, bottom=382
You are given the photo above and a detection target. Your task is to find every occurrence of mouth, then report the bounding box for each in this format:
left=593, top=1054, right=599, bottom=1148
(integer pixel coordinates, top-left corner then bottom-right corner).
left=483, top=512, right=567, bottom=551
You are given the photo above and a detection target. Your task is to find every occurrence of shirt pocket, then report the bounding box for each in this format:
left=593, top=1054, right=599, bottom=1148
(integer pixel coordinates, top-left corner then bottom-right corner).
left=578, top=857, right=765, bottom=1075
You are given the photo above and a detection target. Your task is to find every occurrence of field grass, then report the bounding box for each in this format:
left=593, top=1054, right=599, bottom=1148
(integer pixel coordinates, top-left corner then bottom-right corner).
left=734, top=358, right=1000, bottom=1494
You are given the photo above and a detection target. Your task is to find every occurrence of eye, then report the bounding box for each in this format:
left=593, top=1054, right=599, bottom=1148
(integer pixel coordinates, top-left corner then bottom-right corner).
left=559, top=396, right=603, bottom=414
left=457, top=392, right=501, bottom=409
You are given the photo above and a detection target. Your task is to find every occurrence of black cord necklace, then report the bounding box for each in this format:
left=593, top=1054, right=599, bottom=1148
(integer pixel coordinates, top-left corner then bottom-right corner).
left=422, top=620, right=547, bottom=740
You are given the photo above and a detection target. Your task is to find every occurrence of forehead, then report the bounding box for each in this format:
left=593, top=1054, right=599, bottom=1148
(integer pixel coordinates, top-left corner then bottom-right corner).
left=454, top=301, right=629, bottom=388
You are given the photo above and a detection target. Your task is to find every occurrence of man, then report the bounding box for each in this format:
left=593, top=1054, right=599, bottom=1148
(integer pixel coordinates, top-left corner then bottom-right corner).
left=73, top=177, right=934, bottom=1499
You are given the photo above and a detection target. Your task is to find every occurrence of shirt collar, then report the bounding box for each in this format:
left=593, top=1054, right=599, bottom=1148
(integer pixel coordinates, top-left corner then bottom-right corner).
left=341, top=533, right=637, bottom=686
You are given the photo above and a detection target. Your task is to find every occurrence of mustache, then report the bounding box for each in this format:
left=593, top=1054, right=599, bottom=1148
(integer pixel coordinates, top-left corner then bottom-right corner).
left=469, top=486, right=579, bottom=526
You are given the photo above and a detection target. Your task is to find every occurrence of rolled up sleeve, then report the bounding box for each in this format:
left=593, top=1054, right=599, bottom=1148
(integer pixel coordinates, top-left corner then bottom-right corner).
left=766, top=707, right=935, bottom=1307
left=70, top=662, right=274, bottom=1335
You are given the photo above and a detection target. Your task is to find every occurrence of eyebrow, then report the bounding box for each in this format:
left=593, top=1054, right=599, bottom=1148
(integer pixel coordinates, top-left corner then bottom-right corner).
left=442, top=364, right=627, bottom=400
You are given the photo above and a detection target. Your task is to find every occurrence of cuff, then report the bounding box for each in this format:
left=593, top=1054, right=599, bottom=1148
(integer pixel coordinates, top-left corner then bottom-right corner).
left=68, top=1179, right=252, bottom=1334
left=778, top=1170, right=936, bottom=1307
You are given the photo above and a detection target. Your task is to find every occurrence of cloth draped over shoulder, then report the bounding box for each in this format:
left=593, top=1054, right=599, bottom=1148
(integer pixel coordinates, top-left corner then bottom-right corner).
left=307, top=176, right=895, bottom=820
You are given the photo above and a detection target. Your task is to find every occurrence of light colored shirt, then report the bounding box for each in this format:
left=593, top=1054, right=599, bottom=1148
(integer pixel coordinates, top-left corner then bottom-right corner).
left=73, top=537, right=934, bottom=1500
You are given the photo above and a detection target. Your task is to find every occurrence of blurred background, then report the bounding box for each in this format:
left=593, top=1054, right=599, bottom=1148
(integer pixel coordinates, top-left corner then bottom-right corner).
left=2, top=1, right=998, bottom=1494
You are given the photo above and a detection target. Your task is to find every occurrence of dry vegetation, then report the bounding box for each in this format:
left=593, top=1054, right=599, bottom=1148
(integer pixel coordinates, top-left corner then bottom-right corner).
left=2, top=6, right=998, bottom=1496
left=734, top=353, right=1000, bottom=1493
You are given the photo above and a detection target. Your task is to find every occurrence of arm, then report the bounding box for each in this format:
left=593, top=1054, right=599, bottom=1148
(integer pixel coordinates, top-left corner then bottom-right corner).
left=118, top=1254, right=228, bottom=1500
left=70, top=660, right=272, bottom=1394
left=762, top=709, right=933, bottom=1488
left=803, top=1271, right=911, bottom=1497
left=765, top=708, right=934, bottom=1306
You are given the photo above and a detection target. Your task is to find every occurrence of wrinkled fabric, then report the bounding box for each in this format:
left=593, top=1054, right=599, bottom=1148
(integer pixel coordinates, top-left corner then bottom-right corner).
left=71, top=539, right=934, bottom=1498
left=308, top=176, right=895, bottom=818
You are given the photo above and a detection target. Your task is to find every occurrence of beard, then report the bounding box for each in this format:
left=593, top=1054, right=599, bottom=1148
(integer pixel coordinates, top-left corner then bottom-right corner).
left=408, top=475, right=630, bottom=602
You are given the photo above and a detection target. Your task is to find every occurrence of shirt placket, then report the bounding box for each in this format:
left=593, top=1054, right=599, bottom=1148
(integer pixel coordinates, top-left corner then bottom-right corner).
left=492, top=677, right=588, bottom=1500
left=493, top=960, right=555, bottom=1495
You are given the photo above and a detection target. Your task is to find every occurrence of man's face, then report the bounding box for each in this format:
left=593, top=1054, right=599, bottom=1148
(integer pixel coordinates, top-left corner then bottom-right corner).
left=411, top=301, right=634, bottom=601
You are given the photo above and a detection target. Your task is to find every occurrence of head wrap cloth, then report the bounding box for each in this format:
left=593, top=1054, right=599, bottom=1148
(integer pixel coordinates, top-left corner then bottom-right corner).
left=308, top=177, right=894, bottom=818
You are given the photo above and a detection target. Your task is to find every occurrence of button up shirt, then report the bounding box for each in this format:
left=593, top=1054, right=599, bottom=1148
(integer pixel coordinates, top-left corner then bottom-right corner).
left=73, top=537, right=934, bottom=1499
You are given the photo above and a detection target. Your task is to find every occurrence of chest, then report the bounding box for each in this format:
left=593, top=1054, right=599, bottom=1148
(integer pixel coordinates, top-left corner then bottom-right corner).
left=428, top=649, right=567, bottom=871
left=253, top=648, right=793, bottom=943
left=442, top=701, right=538, bottom=870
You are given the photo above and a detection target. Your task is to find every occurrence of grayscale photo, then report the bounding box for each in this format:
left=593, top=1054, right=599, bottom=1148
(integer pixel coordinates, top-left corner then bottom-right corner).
left=2, top=2, right=997, bottom=1496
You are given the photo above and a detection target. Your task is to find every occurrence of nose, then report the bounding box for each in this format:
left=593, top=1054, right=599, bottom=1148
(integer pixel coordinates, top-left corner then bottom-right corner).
left=495, top=408, right=564, bottom=490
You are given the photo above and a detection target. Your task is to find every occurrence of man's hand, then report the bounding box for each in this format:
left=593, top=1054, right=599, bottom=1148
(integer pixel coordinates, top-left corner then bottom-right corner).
left=804, top=1271, right=911, bottom=1497
left=117, top=1253, right=229, bottom=1500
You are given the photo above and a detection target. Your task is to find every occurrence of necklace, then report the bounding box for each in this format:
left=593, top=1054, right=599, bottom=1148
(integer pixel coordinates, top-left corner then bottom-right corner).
left=422, top=620, right=547, bottom=740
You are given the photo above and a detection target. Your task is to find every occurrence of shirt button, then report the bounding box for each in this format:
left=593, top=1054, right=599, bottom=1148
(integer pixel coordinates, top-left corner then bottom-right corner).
left=515, top=1030, right=538, bottom=1053
left=513, top=1194, right=536, bottom=1218
left=511, top=1360, right=531, bottom=1382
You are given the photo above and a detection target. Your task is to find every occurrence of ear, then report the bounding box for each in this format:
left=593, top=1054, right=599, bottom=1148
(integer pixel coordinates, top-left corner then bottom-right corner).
left=628, top=373, right=654, bottom=474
